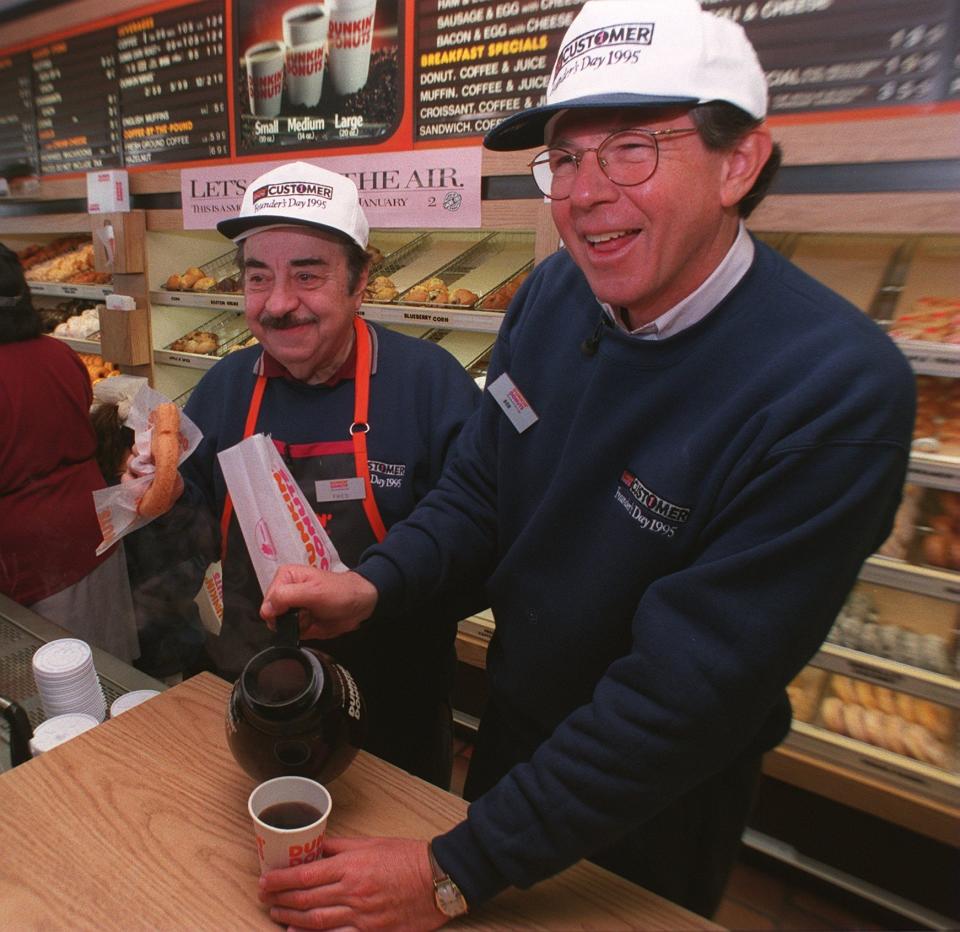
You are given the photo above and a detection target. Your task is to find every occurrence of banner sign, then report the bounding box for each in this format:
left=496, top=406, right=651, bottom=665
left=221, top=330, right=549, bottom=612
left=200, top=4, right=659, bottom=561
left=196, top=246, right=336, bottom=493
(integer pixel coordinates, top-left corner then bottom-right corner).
left=180, top=145, right=482, bottom=229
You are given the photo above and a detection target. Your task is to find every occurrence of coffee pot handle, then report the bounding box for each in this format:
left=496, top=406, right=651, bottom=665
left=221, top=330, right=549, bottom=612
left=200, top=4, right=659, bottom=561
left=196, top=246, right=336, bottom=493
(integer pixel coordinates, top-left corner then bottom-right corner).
left=0, top=695, right=33, bottom=767
left=276, top=610, right=300, bottom=649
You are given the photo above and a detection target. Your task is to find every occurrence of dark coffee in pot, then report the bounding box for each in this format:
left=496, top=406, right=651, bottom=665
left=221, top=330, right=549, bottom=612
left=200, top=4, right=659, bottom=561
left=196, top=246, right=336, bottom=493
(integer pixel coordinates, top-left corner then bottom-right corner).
left=258, top=801, right=326, bottom=829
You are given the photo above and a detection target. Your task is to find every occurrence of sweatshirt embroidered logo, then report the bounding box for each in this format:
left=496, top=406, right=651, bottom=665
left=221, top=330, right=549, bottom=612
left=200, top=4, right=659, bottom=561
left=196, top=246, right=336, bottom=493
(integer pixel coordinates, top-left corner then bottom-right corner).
left=615, top=470, right=690, bottom=538
left=368, top=460, right=406, bottom=489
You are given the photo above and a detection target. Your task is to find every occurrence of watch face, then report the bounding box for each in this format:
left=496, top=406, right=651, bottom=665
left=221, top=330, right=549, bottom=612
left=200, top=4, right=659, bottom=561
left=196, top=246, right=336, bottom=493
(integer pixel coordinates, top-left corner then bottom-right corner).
left=436, top=879, right=468, bottom=917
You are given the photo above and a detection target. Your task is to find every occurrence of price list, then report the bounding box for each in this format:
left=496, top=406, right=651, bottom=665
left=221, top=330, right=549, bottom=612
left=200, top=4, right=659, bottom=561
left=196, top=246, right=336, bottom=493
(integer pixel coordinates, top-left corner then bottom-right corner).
left=32, top=29, right=123, bottom=174
left=0, top=52, right=38, bottom=179
left=117, top=2, right=229, bottom=166
left=414, top=0, right=581, bottom=142
left=707, top=0, right=958, bottom=113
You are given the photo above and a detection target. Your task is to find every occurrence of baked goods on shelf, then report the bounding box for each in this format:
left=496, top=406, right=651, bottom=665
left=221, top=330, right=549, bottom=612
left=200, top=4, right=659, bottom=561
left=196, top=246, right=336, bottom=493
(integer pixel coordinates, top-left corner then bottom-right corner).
left=17, top=236, right=88, bottom=271
left=480, top=268, right=529, bottom=310
left=225, top=335, right=260, bottom=354
left=77, top=352, right=121, bottom=385
left=53, top=306, right=100, bottom=340
left=170, top=330, right=219, bottom=355
left=887, top=296, right=960, bottom=343
left=826, top=587, right=954, bottom=675
left=163, top=266, right=240, bottom=294
left=818, top=676, right=952, bottom=768
left=364, top=275, right=399, bottom=302
left=450, top=288, right=479, bottom=306
left=23, top=240, right=109, bottom=284
left=875, top=483, right=922, bottom=561
left=912, top=376, right=960, bottom=455
left=919, top=490, right=960, bottom=573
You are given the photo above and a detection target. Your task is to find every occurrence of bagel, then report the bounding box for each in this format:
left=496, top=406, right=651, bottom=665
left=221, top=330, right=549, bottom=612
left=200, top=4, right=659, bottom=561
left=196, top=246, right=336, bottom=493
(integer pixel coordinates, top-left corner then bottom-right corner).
left=137, top=403, right=181, bottom=518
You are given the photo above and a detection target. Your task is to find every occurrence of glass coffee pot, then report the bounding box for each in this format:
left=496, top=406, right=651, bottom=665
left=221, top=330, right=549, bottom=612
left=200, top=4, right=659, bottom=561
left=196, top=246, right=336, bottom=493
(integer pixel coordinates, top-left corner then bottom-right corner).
left=226, top=612, right=367, bottom=784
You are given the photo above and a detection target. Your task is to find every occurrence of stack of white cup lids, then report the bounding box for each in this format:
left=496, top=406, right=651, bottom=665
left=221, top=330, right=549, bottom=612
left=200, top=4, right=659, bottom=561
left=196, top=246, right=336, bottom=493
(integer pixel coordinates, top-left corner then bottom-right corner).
left=110, top=689, right=160, bottom=717
left=31, top=639, right=107, bottom=723
left=29, top=712, right=100, bottom=756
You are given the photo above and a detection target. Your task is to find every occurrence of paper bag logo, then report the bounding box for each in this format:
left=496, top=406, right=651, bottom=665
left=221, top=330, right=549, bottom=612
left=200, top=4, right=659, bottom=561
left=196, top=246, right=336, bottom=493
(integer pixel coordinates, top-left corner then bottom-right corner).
left=272, top=468, right=331, bottom=571
left=256, top=519, right=276, bottom=559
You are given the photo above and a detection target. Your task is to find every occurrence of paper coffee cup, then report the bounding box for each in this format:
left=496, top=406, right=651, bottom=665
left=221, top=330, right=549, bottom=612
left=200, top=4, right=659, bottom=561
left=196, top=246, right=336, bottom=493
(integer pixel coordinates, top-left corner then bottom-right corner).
left=328, top=0, right=377, bottom=95
left=283, top=4, right=330, bottom=108
left=248, top=776, right=332, bottom=874
left=245, top=41, right=286, bottom=117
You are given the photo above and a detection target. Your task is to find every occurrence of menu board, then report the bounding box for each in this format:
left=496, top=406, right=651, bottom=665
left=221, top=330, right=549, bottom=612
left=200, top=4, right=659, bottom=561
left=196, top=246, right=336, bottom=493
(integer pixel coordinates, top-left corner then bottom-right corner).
left=414, top=1, right=578, bottom=142
left=708, top=0, right=957, bottom=114
left=0, top=51, right=38, bottom=179
left=117, top=2, right=229, bottom=166
left=31, top=27, right=123, bottom=175
left=232, top=0, right=402, bottom=157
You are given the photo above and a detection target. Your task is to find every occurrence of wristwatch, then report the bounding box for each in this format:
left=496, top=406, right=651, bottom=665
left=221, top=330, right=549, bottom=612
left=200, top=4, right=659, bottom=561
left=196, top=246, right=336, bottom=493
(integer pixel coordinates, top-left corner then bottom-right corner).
left=427, top=842, right=469, bottom=918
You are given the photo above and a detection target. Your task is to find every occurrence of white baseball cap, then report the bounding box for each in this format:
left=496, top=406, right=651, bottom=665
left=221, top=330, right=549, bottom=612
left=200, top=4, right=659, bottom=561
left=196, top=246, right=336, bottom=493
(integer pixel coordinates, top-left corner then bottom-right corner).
left=217, top=161, right=369, bottom=249
left=484, top=0, right=768, bottom=152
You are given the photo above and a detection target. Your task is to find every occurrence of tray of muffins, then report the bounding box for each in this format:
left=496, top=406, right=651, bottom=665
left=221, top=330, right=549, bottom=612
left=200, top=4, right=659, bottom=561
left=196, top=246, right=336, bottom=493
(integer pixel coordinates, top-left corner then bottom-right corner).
left=363, top=231, right=488, bottom=306
left=394, top=232, right=535, bottom=310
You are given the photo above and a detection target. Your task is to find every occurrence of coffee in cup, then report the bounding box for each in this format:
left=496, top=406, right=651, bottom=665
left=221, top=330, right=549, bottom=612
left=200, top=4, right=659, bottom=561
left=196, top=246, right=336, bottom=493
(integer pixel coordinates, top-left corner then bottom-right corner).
left=248, top=775, right=332, bottom=874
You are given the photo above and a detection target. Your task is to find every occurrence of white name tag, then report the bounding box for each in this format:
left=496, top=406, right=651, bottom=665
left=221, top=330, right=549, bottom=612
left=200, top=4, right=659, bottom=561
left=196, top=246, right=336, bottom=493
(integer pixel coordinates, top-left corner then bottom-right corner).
left=315, top=477, right=366, bottom=502
left=488, top=372, right=538, bottom=434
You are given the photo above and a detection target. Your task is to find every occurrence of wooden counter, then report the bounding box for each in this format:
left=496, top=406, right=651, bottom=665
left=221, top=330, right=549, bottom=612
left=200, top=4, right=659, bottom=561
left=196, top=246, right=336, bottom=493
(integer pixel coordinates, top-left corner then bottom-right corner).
left=0, top=672, right=718, bottom=930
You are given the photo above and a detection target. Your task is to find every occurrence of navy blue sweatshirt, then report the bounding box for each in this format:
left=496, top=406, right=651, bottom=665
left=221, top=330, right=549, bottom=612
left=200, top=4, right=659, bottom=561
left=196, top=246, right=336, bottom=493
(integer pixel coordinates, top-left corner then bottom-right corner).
left=358, top=240, right=916, bottom=905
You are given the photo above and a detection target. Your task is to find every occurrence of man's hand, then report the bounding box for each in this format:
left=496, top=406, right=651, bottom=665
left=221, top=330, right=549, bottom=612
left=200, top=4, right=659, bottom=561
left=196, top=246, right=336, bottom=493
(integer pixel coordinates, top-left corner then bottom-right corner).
left=261, top=566, right=379, bottom=640
left=258, top=836, right=448, bottom=931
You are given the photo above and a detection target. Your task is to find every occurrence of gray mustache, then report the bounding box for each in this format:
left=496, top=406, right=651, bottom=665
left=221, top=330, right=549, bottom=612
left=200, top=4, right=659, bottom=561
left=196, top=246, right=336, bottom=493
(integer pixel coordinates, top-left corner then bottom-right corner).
left=258, top=314, right=314, bottom=331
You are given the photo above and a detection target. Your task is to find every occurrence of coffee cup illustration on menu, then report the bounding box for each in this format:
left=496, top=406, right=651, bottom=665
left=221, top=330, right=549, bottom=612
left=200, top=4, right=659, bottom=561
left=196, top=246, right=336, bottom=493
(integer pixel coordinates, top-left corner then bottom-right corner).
left=245, top=40, right=286, bottom=117
left=283, top=3, right=330, bottom=108
left=328, top=0, right=377, bottom=95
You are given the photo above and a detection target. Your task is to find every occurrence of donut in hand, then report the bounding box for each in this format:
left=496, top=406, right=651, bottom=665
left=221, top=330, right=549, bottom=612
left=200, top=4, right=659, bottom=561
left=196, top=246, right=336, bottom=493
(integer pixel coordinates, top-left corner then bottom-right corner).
left=137, top=403, right=182, bottom=518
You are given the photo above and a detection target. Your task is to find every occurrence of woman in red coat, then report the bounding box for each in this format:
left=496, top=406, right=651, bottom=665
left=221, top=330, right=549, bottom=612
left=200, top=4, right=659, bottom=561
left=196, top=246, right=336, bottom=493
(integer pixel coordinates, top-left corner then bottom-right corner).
left=0, top=243, right=137, bottom=661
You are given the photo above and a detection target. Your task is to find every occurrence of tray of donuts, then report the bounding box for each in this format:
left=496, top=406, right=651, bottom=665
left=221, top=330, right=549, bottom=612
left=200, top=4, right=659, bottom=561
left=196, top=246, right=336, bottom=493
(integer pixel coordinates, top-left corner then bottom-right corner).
left=814, top=674, right=956, bottom=776
left=395, top=232, right=535, bottom=310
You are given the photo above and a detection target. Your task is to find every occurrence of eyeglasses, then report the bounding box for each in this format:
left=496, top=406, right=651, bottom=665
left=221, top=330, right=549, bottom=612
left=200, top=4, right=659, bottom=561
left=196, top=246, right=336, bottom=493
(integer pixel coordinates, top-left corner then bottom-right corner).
left=528, top=127, right=700, bottom=200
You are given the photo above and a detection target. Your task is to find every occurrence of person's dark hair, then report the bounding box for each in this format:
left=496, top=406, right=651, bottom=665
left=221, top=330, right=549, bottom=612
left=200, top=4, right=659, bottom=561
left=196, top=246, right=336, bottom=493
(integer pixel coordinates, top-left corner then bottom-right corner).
left=90, top=402, right=135, bottom=485
left=690, top=102, right=782, bottom=219
left=0, top=243, right=42, bottom=344
left=236, top=233, right=371, bottom=294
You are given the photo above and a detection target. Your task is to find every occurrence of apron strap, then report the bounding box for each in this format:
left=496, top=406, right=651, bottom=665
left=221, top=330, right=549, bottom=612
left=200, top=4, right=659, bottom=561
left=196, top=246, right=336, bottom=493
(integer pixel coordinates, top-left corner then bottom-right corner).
left=219, top=318, right=388, bottom=562
left=351, top=316, right=388, bottom=543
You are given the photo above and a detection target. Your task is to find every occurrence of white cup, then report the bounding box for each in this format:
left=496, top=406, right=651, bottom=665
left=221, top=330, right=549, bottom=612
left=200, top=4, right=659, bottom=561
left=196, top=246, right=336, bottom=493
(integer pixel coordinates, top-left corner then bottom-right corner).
left=283, top=4, right=331, bottom=108
left=327, top=0, right=377, bottom=95
left=248, top=776, right=332, bottom=874
left=245, top=40, right=286, bottom=117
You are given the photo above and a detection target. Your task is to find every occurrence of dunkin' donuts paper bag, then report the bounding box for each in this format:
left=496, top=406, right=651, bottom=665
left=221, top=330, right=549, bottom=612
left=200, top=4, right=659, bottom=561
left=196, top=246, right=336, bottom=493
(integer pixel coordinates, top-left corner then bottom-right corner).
left=217, top=433, right=347, bottom=593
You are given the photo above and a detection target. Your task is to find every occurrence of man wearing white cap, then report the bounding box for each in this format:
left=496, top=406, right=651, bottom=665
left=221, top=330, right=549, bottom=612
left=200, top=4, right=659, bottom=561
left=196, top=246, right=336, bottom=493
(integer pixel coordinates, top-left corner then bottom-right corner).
left=256, top=1, right=915, bottom=926
left=141, top=161, right=480, bottom=786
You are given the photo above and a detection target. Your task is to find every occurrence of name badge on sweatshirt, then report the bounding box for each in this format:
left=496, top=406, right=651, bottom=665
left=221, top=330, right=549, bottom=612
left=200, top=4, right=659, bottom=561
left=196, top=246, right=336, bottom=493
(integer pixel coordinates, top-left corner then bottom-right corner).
left=488, top=372, right=538, bottom=434
left=315, top=477, right=366, bottom=502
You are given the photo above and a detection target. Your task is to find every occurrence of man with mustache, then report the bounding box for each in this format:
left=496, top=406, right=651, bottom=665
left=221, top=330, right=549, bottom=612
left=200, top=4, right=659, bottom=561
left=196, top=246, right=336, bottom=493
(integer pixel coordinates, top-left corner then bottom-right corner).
left=140, top=161, right=480, bottom=787
left=252, top=1, right=915, bottom=928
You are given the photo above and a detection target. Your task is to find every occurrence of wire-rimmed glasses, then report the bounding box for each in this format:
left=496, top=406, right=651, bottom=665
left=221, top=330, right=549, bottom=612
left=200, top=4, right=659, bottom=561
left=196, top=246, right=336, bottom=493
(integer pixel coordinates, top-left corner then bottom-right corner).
left=528, top=127, right=699, bottom=200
